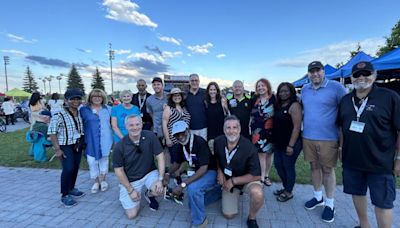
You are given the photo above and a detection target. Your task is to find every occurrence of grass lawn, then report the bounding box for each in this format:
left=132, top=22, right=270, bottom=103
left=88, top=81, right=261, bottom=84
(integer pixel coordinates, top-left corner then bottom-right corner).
left=1, top=128, right=399, bottom=187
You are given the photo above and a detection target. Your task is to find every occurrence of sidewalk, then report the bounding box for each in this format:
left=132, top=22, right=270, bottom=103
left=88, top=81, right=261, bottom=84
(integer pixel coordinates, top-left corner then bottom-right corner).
left=0, top=166, right=398, bottom=228
left=2, top=119, right=30, bottom=133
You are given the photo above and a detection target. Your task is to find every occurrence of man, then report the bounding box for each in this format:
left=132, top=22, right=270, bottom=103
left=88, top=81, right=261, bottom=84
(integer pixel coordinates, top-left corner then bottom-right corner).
left=226, top=80, right=252, bottom=139
left=131, top=79, right=152, bottom=130
left=338, top=61, right=400, bottom=228
left=301, top=61, right=347, bottom=222
left=48, top=89, right=86, bottom=207
left=186, top=73, right=207, bottom=140
left=214, top=115, right=264, bottom=228
left=146, top=77, right=168, bottom=139
left=163, top=121, right=219, bottom=227
left=113, top=114, right=165, bottom=219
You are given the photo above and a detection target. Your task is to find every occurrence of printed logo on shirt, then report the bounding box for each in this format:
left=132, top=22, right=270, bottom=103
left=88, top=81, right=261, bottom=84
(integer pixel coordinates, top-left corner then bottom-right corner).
left=366, top=104, right=375, bottom=112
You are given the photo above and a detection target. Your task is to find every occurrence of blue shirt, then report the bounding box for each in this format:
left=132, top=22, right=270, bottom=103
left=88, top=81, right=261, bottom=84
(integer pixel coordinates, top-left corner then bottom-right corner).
left=186, top=88, right=207, bottom=130
left=111, top=104, right=141, bottom=142
left=80, top=105, right=113, bottom=159
left=301, top=79, right=347, bottom=141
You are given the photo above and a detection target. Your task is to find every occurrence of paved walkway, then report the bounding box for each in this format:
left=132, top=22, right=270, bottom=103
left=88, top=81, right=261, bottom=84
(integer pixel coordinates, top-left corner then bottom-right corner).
left=0, top=167, right=398, bottom=228
left=2, top=119, right=30, bottom=133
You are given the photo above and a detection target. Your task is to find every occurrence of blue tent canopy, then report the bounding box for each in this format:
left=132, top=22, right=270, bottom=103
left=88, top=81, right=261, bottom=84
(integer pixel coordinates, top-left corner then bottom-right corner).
left=293, top=64, right=337, bottom=88
left=372, top=48, right=400, bottom=71
left=325, top=51, right=374, bottom=80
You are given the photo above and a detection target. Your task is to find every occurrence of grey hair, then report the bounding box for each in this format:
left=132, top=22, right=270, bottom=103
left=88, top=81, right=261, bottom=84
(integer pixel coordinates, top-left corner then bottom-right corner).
left=124, top=114, right=143, bottom=125
left=119, top=90, right=133, bottom=99
left=232, top=80, right=243, bottom=87
left=189, top=73, right=199, bottom=79
left=223, top=115, right=241, bottom=128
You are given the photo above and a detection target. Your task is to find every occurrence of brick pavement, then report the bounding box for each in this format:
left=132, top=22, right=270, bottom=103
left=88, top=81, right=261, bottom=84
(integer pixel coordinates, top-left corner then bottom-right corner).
left=0, top=167, right=398, bottom=228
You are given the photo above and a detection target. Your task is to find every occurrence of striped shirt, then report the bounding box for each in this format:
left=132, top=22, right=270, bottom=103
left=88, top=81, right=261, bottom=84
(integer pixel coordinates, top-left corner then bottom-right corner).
left=167, top=106, right=191, bottom=144
left=48, top=108, right=84, bottom=145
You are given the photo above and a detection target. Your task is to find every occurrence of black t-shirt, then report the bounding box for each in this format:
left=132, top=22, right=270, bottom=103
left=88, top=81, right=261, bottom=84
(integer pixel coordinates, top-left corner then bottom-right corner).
left=214, top=135, right=261, bottom=188
left=175, top=134, right=217, bottom=171
left=227, top=95, right=252, bottom=139
left=113, top=130, right=163, bottom=182
left=338, top=85, right=400, bottom=174
left=131, top=92, right=152, bottom=124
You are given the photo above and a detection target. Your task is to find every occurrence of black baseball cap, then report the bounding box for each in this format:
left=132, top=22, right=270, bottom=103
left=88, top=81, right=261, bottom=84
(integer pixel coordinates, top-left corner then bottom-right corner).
left=151, top=77, right=163, bottom=84
left=64, top=89, right=84, bottom=100
left=352, top=61, right=374, bottom=75
left=308, top=61, right=324, bottom=72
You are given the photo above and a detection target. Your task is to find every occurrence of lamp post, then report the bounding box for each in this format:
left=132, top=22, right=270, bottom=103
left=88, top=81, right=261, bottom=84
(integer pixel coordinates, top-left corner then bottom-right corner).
left=46, top=75, right=54, bottom=94
left=108, top=43, right=115, bottom=95
left=3, top=56, right=9, bottom=91
left=56, top=74, right=63, bottom=94
left=39, top=77, right=46, bottom=94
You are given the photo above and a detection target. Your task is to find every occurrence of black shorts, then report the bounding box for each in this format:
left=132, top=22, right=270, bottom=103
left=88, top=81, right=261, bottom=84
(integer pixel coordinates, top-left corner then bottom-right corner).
left=343, top=167, right=396, bottom=209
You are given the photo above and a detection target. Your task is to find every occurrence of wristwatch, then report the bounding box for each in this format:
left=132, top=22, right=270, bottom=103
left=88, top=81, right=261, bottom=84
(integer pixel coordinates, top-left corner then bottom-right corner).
left=180, top=182, right=187, bottom=188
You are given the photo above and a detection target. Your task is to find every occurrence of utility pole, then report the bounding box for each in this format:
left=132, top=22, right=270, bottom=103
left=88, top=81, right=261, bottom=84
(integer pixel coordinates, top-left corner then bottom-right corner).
left=39, top=77, right=46, bottom=94
left=56, top=74, right=63, bottom=94
left=108, top=43, right=115, bottom=95
left=3, top=56, right=9, bottom=91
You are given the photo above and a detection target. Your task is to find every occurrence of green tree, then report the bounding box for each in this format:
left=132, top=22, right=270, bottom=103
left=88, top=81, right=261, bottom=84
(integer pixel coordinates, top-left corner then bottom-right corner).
left=91, top=68, right=105, bottom=91
left=66, top=65, right=85, bottom=94
left=377, top=20, right=400, bottom=56
left=22, top=66, right=39, bottom=93
left=350, top=42, right=362, bottom=58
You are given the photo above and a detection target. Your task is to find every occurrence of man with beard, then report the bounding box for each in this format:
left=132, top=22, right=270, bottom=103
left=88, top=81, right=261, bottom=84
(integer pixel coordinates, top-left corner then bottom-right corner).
left=338, top=61, right=400, bottom=228
left=163, top=121, right=218, bottom=228
left=214, top=115, right=264, bottom=228
left=131, top=79, right=152, bottom=130
left=146, top=77, right=168, bottom=139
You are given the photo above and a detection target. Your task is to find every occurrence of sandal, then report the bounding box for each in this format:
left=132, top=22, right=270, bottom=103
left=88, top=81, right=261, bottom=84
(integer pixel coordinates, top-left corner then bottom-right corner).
left=91, top=182, right=100, bottom=194
left=100, top=181, right=109, bottom=192
left=273, top=188, right=285, bottom=196
left=277, top=193, right=293, bottom=202
left=263, top=177, right=272, bottom=186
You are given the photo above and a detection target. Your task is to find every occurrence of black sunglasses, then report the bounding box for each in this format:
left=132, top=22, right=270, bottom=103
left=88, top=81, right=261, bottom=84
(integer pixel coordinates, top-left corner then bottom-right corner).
left=353, top=71, right=372, bottom=78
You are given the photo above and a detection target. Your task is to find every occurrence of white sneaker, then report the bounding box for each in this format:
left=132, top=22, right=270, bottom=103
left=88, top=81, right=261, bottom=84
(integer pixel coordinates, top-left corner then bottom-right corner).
left=91, top=182, right=100, bottom=194
left=100, top=181, right=109, bottom=192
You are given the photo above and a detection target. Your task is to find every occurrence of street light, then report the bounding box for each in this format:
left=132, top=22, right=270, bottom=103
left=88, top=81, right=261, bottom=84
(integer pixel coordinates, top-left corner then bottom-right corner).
left=46, top=75, right=54, bottom=94
left=108, top=43, right=115, bottom=95
left=39, top=77, right=46, bottom=94
left=56, top=74, right=64, bottom=94
left=3, top=56, right=10, bottom=91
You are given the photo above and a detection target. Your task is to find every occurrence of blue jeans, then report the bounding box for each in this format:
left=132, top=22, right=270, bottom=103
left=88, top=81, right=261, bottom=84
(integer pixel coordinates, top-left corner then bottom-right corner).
left=187, top=170, right=220, bottom=225
left=60, top=145, right=82, bottom=196
left=273, top=139, right=302, bottom=193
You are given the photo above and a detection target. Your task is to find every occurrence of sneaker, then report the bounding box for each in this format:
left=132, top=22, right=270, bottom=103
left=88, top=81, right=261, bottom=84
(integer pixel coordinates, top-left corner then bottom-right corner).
left=100, top=181, right=109, bottom=192
left=68, top=188, right=85, bottom=198
left=191, top=217, right=208, bottom=228
left=91, top=182, right=100, bottom=194
left=246, top=218, right=259, bottom=228
left=304, top=197, right=324, bottom=210
left=321, top=206, right=335, bottom=223
left=144, top=190, right=159, bottom=211
left=61, top=195, right=77, bottom=208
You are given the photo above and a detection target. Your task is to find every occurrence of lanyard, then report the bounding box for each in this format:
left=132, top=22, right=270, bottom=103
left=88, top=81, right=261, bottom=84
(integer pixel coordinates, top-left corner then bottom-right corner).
left=183, top=133, right=194, bottom=166
left=225, top=145, right=239, bottom=165
left=352, top=97, right=368, bottom=121
left=138, top=94, right=147, bottom=110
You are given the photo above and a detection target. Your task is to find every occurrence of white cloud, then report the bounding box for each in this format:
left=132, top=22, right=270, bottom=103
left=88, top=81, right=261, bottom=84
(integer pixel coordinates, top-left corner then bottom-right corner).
left=127, top=52, right=161, bottom=62
left=6, top=33, right=37, bottom=43
left=162, top=51, right=182, bottom=59
left=216, top=53, right=226, bottom=59
left=274, top=38, right=385, bottom=68
left=187, top=42, right=213, bottom=54
left=1, top=49, right=27, bottom=57
left=114, top=49, right=131, bottom=55
left=159, top=36, right=181, bottom=45
left=102, top=0, right=157, bottom=28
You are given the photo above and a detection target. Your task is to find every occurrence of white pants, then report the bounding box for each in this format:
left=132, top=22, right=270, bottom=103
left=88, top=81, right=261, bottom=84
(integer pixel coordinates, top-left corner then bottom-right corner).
left=87, top=155, right=109, bottom=179
left=190, top=128, right=207, bottom=141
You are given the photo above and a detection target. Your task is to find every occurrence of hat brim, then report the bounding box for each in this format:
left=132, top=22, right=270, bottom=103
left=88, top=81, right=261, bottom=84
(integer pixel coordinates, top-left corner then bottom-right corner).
left=67, top=95, right=83, bottom=100
left=172, top=128, right=186, bottom=136
left=308, top=66, right=323, bottom=72
left=352, top=69, right=373, bottom=76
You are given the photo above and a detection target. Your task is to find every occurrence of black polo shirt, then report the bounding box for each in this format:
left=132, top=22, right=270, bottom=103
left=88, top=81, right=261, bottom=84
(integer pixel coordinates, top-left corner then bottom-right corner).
left=186, top=88, right=207, bottom=130
left=175, top=134, right=217, bottom=171
left=131, top=92, right=152, bottom=124
left=227, top=94, right=252, bottom=139
left=214, top=135, right=261, bottom=188
left=113, top=130, right=163, bottom=182
left=338, top=85, right=400, bottom=174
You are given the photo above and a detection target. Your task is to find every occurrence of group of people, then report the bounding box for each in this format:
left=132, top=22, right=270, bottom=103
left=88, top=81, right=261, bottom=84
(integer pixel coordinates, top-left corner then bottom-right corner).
left=45, top=61, right=399, bottom=228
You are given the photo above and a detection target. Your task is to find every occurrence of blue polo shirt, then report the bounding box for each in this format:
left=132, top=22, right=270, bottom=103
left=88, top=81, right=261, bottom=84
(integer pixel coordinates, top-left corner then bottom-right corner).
left=301, top=79, right=347, bottom=141
left=186, top=88, right=207, bottom=130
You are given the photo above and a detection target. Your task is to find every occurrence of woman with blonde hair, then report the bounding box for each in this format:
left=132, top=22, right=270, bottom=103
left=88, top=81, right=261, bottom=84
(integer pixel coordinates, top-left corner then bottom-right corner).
left=80, top=89, right=113, bottom=193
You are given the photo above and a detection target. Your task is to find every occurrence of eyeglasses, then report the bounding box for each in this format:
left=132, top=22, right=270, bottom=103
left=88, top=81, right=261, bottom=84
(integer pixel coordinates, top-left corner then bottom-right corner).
left=353, top=71, right=372, bottom=78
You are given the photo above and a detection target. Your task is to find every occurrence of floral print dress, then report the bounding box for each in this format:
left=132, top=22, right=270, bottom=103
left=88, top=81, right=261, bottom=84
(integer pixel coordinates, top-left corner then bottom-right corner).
left=250, top=95, right=275, bottom=153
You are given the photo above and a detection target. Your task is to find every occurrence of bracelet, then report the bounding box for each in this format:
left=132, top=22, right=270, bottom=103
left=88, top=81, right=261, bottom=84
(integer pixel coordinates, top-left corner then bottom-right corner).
left=128, top=188, right=135, bottom=194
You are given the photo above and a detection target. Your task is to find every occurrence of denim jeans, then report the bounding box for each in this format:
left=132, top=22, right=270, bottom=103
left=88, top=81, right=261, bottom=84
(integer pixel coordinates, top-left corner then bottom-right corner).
left=273, top=139, right=302, bottom=193
left=60, top=145, right=82, bottom=196
left=187, top=170, right=219, bottom=225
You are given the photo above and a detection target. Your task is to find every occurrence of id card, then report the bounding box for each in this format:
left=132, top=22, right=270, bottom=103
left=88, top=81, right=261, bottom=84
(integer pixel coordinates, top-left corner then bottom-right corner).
left=349, top=121, right=365, bottom=133
left=187, top=167, right=195, bottom=177
left=224, top=168, right=232, bottom=177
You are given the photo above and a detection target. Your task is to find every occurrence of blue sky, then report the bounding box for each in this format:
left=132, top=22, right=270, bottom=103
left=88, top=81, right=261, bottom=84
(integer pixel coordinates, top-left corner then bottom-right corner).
left=1, top=0, right=399, bottom=94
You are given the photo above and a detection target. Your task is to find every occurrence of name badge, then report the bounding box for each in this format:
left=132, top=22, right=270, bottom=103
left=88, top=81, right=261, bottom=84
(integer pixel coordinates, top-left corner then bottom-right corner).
left=349, top=121, right=365, bottom=133
left=224, top=168, right=232, bottom=177
left=187, top=167, right=195, bottom=177
left=229, top=99, right=237, bottom=108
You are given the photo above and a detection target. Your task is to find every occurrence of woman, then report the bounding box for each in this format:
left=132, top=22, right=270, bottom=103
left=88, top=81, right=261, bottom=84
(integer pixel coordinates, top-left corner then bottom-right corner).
left=48, top=93, right=64, bottom=116
left=80, top=89, right=113, bottom=193
left=111, top=90, right=140, bottom=143
left=250, top=78, right=275, bottom=186
left=162, top=87, right=191, bottom=164
left=204, top=82, right=229, bottom=152
left=29, top=92, right=46, bottom=128
left=2, top=97, right=15, bottom=125
left=272, top=82, right=302, bottom=202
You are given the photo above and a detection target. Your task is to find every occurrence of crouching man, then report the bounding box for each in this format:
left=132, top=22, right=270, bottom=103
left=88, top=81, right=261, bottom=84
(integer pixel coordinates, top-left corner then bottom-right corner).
left=113, top=114, right=165, bottom=219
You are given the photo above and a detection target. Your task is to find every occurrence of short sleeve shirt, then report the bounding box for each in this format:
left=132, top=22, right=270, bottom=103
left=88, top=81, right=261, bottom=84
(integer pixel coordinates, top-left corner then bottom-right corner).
left=227, top=94, right=252, bottom=138
left=146, top=94, right=167, bottom=136
left=111, top=104, right=141, bottom=142
left=112, top=130, right=163, bottom=182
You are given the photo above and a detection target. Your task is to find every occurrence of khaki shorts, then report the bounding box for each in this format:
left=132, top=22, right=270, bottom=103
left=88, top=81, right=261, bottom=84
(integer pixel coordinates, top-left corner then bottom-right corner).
left=221, top=181, right=262, bottom=215
left=303, top=139, right=339, bottom=168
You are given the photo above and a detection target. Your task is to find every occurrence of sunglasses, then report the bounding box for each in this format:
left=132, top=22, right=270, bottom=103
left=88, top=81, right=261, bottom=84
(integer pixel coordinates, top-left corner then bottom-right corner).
left=353, top=71, right=372, bottom=78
